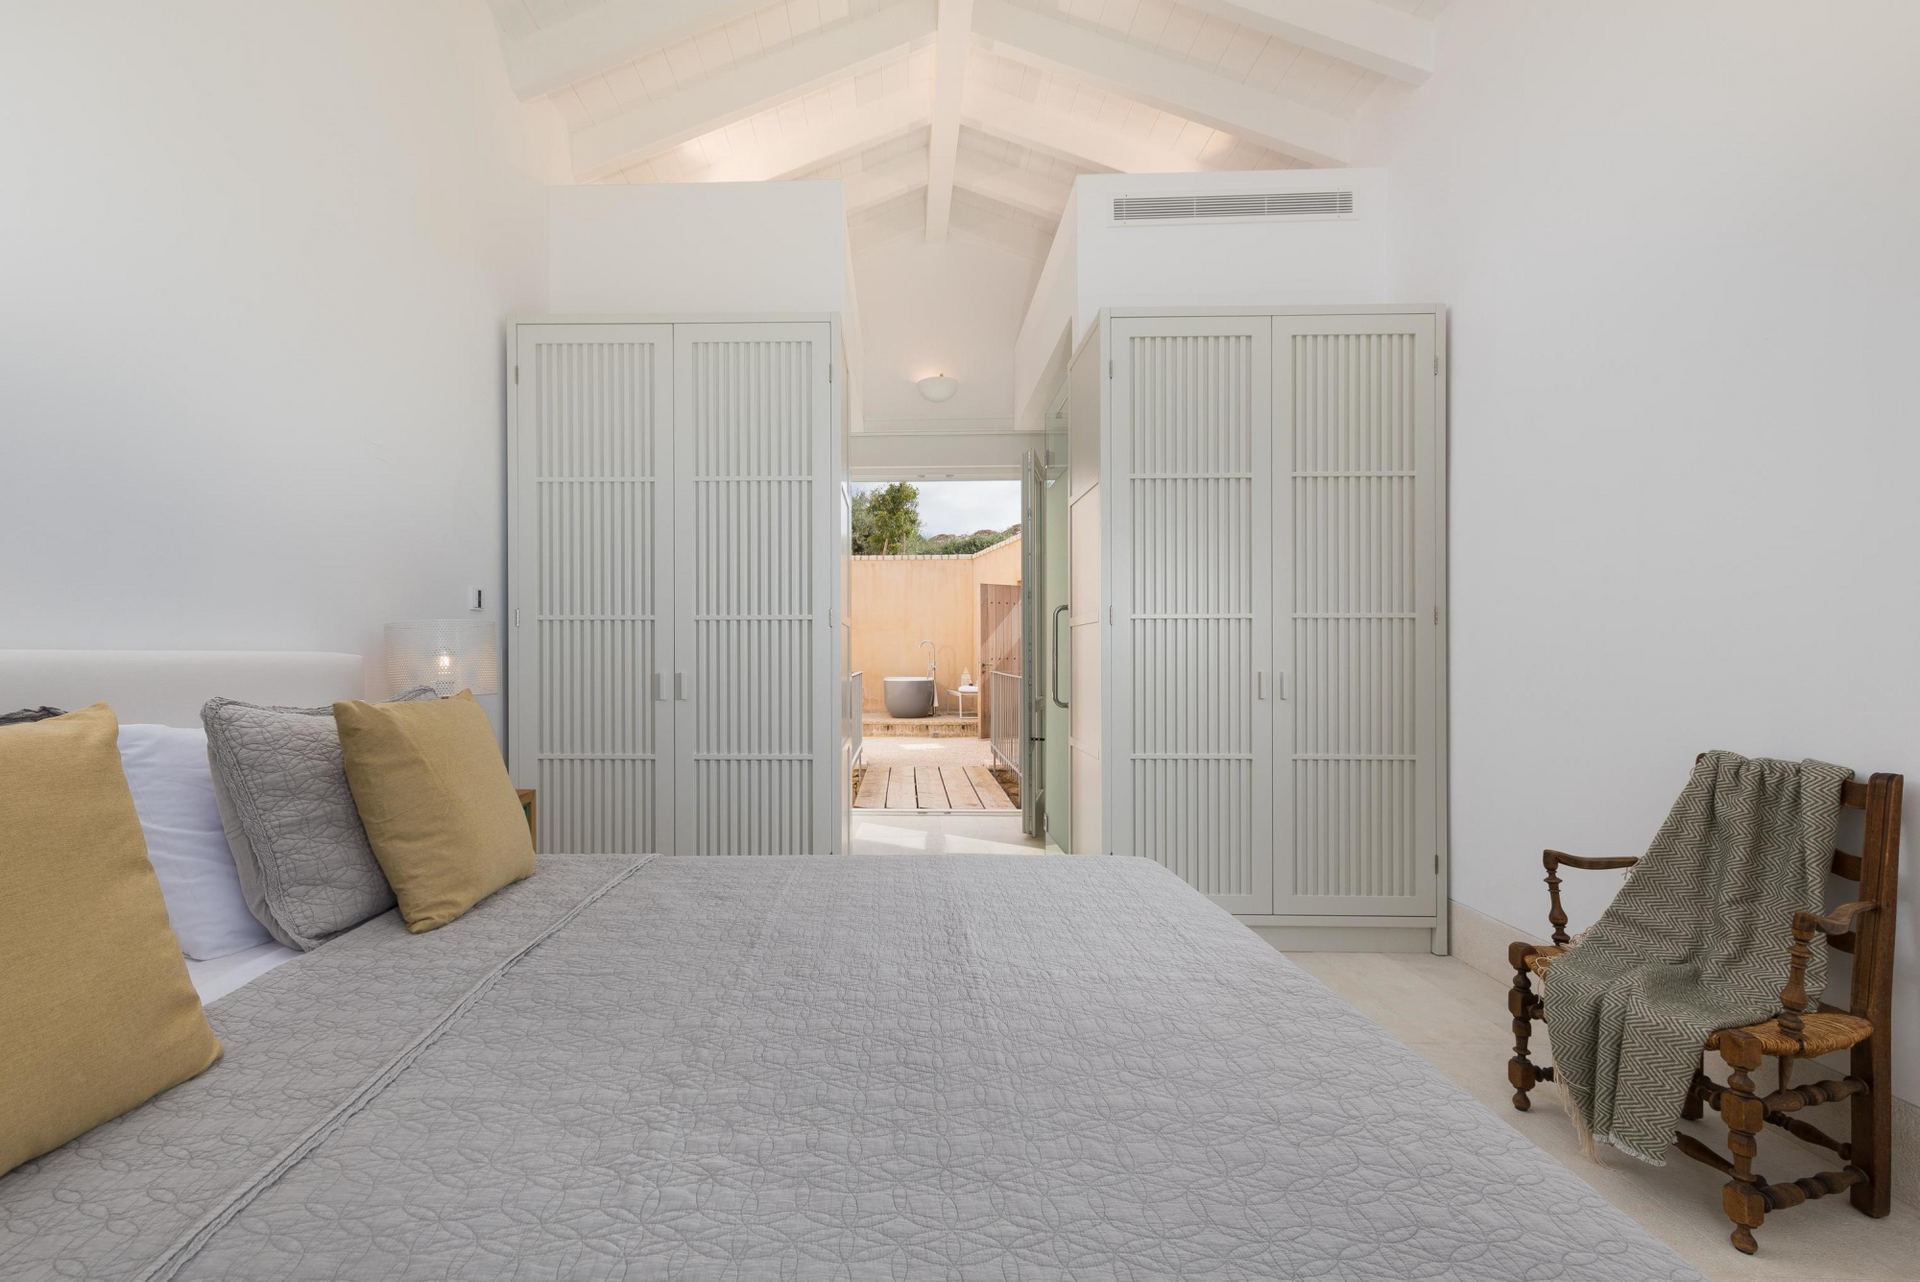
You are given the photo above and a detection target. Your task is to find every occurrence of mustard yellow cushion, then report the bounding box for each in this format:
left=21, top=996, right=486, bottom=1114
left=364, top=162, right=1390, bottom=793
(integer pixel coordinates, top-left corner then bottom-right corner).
left=333, top=692, right=533, bottom=933
left=0, top=704, right=222, bottom=1177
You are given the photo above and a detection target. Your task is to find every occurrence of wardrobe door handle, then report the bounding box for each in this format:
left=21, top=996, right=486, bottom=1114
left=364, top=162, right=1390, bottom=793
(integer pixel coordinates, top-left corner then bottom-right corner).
left=675, top=672, right=688, bottom=701
left=653, top=673, right=665, bottom=702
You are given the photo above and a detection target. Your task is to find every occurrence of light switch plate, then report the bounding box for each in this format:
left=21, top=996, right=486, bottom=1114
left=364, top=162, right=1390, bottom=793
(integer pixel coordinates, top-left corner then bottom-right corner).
left=469, top=587, right=484, bottom=610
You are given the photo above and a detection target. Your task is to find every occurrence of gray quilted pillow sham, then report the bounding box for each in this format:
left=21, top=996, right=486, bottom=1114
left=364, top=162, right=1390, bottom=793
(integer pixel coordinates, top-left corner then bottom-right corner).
left=0, top=705, right=66, bottom=724
left=203, top=688, right=436, bottom=950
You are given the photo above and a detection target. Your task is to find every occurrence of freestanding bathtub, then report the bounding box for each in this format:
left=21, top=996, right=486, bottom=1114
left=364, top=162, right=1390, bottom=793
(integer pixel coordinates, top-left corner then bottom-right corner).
left=883, top=676, right=935, bottom=718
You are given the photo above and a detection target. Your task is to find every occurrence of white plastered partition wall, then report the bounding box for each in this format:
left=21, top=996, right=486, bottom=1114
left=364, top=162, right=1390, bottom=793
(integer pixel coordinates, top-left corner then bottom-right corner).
left=0, top=1, right=559, bottom=734
left=547, top=181, right=864, bottom=447
left=856, top=233, right=1044, bottom=428
left=1353, top=0, right=1920, bottom=1187
left=1014, top=169, right=1392, bottom=432
left=848, top=229, right=1051, bottom=482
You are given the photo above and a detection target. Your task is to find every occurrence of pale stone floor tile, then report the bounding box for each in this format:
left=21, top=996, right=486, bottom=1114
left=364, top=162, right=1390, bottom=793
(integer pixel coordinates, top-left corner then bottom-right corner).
left=1283, top=951, right=1917, bottom=1282
left=848, top=813, right=1047, bottom=856
left=1286, top=949, right=1514, bottom=1045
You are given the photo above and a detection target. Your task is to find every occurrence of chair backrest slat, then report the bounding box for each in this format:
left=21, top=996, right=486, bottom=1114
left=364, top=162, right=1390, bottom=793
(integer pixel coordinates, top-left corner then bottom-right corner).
left=1843, top=773, right=1902, bottom=1022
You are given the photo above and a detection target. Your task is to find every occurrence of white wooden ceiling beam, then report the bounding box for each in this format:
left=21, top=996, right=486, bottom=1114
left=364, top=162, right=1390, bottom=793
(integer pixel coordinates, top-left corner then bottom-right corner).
left=1180, top=0, right=1434, bottom=85
left=505, top=0, right=767, bottom=102
left=706, top=89, right=933, bottom=183
left=923, top=0, right=975, bottom=244
left=945, top=193, right=1056, bottom=258
left=855, top=192, right=1050, bottom=260
left=572, top=0, right=938, bottom=181
left=961, top=86, right=1209, bottom=175
left=970, top=0, right=1349, bottom=166
left=952, top=155, right=1071, bottom=222
left=845, top=153, right=932, bottom=215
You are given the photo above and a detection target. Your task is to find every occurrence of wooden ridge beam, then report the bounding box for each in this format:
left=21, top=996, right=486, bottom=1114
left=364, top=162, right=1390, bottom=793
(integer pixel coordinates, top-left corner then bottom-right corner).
left=961, top=85, right=1211, bottom=175
left=923, top=0, right=975, bottom=243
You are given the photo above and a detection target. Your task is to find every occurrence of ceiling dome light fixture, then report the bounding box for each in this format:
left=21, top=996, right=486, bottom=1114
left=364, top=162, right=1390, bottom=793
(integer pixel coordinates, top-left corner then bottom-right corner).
left=916, top=373, right=959, bottom=403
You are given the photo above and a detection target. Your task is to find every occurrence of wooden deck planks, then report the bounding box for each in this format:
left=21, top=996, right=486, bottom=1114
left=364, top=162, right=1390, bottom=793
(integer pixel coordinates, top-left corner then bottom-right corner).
left=941, top=766, right=984, bottom=809
left=914, top=766, right=950, bottom=810
left=967, top=765, right=1016, bottom=810
left=853, top=764, right=1019, bottom=811
left=853, top=766, right=888, bottom=810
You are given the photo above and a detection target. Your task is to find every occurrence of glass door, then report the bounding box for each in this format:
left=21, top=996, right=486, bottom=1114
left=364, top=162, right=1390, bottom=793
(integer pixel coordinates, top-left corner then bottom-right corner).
left=1017, top=449, right=1041, bottom=836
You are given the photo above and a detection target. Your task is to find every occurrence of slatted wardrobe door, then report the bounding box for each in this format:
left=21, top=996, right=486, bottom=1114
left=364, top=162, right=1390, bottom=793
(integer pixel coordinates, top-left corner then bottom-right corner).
left=1110, top=317, right=1276, bottom=914
left=510, top=324, right=675, bottom=855
left=1273, top=315, right=1438, bottom=916
left=673, top=323, right=835, bottom=855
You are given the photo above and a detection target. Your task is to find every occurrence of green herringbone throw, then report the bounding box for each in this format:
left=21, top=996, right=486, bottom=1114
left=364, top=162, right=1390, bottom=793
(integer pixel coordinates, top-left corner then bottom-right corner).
left=1543, top=751, right=1848, bottom=1165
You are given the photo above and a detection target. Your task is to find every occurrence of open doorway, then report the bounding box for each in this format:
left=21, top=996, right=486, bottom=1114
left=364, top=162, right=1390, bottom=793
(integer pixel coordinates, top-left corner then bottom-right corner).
left=847, top=478, right=1040, bottom=853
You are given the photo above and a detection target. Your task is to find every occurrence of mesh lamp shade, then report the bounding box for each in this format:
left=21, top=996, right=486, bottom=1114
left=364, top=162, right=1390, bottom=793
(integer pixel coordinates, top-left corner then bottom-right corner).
left=385, top=620, right=499, bottom=698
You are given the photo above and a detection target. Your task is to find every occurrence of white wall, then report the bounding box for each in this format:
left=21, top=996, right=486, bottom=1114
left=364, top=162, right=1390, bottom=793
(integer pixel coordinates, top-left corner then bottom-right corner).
left=1360, top=0, right=1920, bottom=1101
left=546, top=183, right=850, bottom=314
left=1072, top=168, right=1391, bottom=326
left=848, top=429, right=1043, bottom=480
left=1012, top=188, right=1080, bottom=434
left=0, top=0, right=557, bottom=718
left=1013, top=169, right=1392, bottom=424
left=853, top=234, right=1043, bottom=428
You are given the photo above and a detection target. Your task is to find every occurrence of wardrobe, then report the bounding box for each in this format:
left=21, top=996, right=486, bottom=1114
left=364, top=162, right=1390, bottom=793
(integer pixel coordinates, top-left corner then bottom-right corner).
left=1069, top=307, right=1448, bottom=949
left=506, top=318, right=848, bottom=858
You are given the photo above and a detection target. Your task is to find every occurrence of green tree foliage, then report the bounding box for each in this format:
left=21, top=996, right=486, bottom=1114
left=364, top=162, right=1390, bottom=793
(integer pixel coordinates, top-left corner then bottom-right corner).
left=911, top=527, right=1017, bottom=556
left=852, top=484, right=1019, bottom=556
left=852, top=481, right=921, bottom=555
left=850, top=488, right=877, bottom=553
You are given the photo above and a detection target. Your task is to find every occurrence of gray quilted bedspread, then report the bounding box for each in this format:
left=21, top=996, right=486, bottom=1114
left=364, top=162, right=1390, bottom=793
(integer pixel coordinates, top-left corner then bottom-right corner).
left=1, top=855, right=1701, bottom=1281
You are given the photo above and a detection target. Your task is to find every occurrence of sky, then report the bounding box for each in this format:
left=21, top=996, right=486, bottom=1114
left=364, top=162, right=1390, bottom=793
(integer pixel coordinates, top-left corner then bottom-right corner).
left=854, top=480, right=1020, bottom=537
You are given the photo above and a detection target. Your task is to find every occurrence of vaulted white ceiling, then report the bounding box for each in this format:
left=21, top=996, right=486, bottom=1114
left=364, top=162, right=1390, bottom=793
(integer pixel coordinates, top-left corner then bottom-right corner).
left=487, top=0, right=1446, bottom=260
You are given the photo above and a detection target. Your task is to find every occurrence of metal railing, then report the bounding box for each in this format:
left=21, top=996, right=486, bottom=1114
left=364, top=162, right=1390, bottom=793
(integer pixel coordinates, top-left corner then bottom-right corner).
left=989, top=668, right=1023, bottom=778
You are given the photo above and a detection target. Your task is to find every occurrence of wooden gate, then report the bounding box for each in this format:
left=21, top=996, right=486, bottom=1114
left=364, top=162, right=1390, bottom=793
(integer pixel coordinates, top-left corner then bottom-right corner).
left=979, top=583, right=1020, bottom=744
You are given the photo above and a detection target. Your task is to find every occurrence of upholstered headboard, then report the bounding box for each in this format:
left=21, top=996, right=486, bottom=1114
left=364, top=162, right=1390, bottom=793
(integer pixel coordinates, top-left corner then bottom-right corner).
left=0, top=650, right=364, bottom=728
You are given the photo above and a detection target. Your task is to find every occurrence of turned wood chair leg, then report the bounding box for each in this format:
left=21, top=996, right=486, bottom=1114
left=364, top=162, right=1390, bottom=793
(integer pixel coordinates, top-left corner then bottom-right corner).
left=1850, top=1031, right=1892, bottom=1217
left=1507, top=943, right=1539, bottom=1111
left=1719, top=1034, right=1768, bottom=1254
left=1681, top=1053, right=1705, bottom=1122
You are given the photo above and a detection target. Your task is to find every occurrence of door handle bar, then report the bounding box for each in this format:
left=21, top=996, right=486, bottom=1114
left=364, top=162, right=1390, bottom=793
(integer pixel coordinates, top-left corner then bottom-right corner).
left=1050, top=604, right=1070, bottom=710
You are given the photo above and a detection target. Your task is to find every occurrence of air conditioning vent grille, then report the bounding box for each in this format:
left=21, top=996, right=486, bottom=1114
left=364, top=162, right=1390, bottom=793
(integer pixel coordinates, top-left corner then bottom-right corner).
left=1113, top=190, right=1356, bottom=224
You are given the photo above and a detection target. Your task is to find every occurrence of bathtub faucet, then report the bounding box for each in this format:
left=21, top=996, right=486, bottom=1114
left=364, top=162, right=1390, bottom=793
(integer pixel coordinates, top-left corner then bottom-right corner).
left=920, top=639, right=936, bottom=684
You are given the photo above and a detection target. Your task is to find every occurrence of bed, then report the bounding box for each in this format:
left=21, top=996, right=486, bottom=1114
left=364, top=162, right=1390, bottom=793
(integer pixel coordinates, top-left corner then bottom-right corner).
left=0, top=653, right=1703, bottom=1281
left=0, top=650, right=358, bottom=1000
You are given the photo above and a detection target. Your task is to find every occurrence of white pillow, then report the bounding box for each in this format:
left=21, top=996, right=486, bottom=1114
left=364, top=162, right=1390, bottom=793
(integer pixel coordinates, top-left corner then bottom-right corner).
left=117, top=724, right=273, bottom=960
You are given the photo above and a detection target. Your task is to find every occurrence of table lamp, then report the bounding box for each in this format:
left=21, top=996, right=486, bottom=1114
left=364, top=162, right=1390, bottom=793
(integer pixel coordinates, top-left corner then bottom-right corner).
left=385, top=620, right=499, bottom=698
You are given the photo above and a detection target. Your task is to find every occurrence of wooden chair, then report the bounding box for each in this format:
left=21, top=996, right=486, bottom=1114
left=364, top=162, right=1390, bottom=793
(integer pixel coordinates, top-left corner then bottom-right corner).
left=1506, top=770, right=1903, bottom=1254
